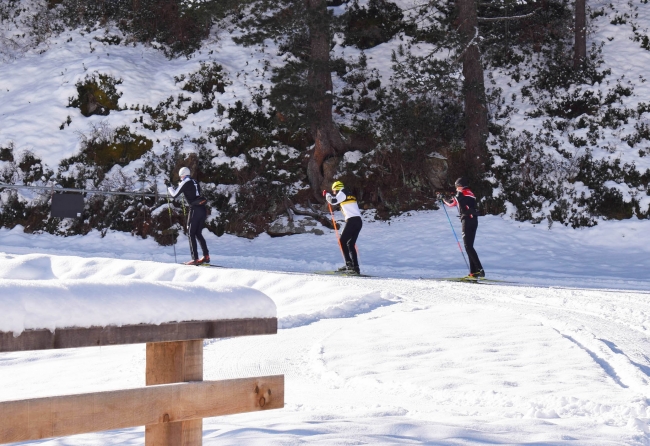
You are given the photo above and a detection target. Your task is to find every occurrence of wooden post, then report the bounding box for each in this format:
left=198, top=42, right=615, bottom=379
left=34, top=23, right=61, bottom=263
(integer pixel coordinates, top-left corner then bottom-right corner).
left=145, top=340, right=203, bottom=446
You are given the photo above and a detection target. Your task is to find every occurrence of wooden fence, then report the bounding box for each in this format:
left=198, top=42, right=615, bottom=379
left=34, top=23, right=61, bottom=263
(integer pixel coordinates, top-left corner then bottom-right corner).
left=0, top=318, right=283, bottom=445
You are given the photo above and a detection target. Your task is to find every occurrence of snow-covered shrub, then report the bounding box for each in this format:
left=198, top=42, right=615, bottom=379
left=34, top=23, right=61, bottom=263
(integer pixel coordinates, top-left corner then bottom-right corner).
left=68, top=73, right=123, bottom=117
left=53, top=0, right=219, bottom=56
left=57, top=122, right=152, bottom=188
left=198, top=102, right=304, bottom=237
left=491, top=129, right=584, bottom=224
left=0, top=143, right=15, bottom=164
left=491, top=120, right=650, bottom=227
left=335, top=53, right=385, bottom=117
left=176, top=62, right=229, bottom=114
left=139, top=96, right=188, bottom=132
left=479, top=0, right=572, bottom=68
left=208, top=101, right=278, bottom=158
left=0, top=0, right=62, bottom=61
left=0, top=147, right=68, bottom=235
left=222, top=177, right=287, bottom=238
left=342, top=0, right=412, bottom=50
left=128, top=63, right=230, bottom=131
left=0, top=147, right=53, bottom=187
left=481, top=0, right=650, bottom=225
left=84, top=187, right=155, bottom=239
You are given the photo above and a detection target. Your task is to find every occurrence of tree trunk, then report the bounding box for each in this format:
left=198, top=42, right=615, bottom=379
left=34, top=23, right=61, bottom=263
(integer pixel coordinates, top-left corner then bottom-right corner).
left=457, top=0, right=489, bottom=179
left=305, top=0, right=345, bottom=198
left=574, top=0, right=586, bottom=68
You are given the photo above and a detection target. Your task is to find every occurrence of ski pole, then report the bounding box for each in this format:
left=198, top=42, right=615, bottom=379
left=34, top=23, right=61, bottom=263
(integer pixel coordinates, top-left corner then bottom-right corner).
left=440, top=198, right=470, bottom=273
left=165, top=189, right=177, bottom=263
left=324, top=190, right=346, bottom=263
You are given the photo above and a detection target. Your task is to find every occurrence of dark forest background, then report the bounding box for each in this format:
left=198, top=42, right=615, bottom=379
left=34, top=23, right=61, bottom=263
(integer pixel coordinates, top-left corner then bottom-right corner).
left=0, top=0, right=648, bottom=244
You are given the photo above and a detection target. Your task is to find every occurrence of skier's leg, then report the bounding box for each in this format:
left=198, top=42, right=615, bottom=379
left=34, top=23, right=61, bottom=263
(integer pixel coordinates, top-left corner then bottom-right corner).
left=187, top=208, right=199, bottom=260
left=339, top=222, right=353, bottom=264
left=346, top=217, right=362, bottom=271
left=472, top=218, right=483, bottom=271
left=462, top=218, right=481, bottom=273
left=194, top=206, right=209, bottom=256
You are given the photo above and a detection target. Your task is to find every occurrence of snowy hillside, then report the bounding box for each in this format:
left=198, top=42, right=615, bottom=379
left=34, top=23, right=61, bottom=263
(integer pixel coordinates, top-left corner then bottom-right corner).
left=0, top=24, right=268, bottom=169
left=488, top=0, right=650, bottom=224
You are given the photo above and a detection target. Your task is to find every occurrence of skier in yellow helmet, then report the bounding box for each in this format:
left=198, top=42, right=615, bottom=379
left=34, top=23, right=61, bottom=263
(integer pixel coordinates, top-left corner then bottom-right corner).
left=325, top=180, right=362, bottom=275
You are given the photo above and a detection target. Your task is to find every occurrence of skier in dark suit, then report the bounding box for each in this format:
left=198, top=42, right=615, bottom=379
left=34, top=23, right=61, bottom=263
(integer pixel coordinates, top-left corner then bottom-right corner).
left=167, top=167, right=210, bottom=265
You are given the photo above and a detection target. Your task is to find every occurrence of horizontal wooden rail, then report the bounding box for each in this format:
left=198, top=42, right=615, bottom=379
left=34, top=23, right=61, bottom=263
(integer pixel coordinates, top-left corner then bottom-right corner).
left=0, top=318, right=277, bottom=352
left=0, top=375, right=284, bottom=444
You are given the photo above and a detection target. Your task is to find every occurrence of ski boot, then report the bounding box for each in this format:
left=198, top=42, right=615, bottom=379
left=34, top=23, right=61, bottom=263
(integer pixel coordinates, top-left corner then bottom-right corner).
left=184, top=259, right=200, bottom=266
left=466, top=270, right=485, bottom=280
left=337, top=261, right=355, bottom=273
left=198, top=255, right=210, bottom=264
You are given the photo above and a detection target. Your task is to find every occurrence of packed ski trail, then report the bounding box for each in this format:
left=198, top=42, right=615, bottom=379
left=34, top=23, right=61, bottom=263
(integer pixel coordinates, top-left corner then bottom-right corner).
left=0, top=211, right=648, bottom=290
left=0, top=251, right=649, bottom=444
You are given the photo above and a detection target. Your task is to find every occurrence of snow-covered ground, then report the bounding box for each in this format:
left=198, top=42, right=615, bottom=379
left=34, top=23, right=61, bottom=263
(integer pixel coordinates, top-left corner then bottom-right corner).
left=1, top=211, right=649, bottom=445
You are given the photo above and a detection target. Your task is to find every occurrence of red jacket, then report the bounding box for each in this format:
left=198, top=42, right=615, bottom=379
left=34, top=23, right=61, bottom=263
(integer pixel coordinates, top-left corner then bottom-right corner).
left=445, top=188, right=477, bottom=220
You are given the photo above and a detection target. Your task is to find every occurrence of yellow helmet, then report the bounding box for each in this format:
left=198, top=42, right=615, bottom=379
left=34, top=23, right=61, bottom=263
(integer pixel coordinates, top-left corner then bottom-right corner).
left=332, top=181, right=344, bottom=192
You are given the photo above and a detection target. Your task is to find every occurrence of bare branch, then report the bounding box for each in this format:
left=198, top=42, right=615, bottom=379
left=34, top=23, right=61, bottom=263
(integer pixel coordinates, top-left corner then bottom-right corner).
left=477, top=9, right=539, bottom=23
left=452, top=26, right=479, bottom=65
left=285, top=198, right=337, bottom=229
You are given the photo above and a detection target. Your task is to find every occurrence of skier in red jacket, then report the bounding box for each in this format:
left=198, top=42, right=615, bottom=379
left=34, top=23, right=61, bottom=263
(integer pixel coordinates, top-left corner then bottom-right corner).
left=440, top=177, right=485, bottom=278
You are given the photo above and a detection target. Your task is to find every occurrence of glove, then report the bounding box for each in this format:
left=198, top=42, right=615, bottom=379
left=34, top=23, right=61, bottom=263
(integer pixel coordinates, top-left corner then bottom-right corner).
left=164, top=179, right=172, bottom=187
left=325, top=193, right=333, bottom=204
left=436, top=192, right=442, bottom=200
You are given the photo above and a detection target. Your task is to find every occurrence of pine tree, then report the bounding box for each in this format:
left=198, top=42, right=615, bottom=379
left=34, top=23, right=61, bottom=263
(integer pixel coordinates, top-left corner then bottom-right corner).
left=457, top=0, right=489, bottom=180
left=236, top=0, right=346, bottom=198
left=574, top=0, right=586, bottom=68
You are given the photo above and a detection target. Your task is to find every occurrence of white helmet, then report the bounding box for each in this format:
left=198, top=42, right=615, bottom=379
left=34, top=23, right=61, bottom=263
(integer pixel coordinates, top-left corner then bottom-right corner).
left=179, top=167, right=191, bottom=178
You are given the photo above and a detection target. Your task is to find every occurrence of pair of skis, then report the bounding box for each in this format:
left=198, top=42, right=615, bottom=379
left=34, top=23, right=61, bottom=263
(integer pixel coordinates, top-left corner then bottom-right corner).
left=177, top=260, right=506, bottom=283
left=174, top=197, right=480, bottom=281
left=425, top=276, right=507, bottom=284
left=180, top=262, right=226, bottom=268
left=320, top=196, right=482, bottom=280
left=178, top=262, right=373, bottom=277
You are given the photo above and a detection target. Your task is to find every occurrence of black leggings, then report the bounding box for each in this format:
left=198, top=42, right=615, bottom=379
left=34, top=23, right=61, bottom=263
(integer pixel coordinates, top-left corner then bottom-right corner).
left=187, top=205, right=209, bottom=260
left=462, top=216, right=483, bottom=274
left=340, top=216, right=362, bottom=269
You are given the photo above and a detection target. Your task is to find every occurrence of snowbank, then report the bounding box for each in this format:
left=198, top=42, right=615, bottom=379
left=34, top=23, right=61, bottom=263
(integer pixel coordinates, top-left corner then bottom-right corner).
left=0, top=255, right=276, bottom=335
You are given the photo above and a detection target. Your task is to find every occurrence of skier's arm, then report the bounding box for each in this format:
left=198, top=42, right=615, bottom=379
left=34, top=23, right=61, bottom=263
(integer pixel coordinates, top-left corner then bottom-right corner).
left=325, top=190, right=346, bottom=205
left=167, top=184, right=181, bottom=198
left=167, top=178, right=189, bottom=199
left=437, top=192, right=457, bottom=207
left=443, top=197, right=458, bottom=207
